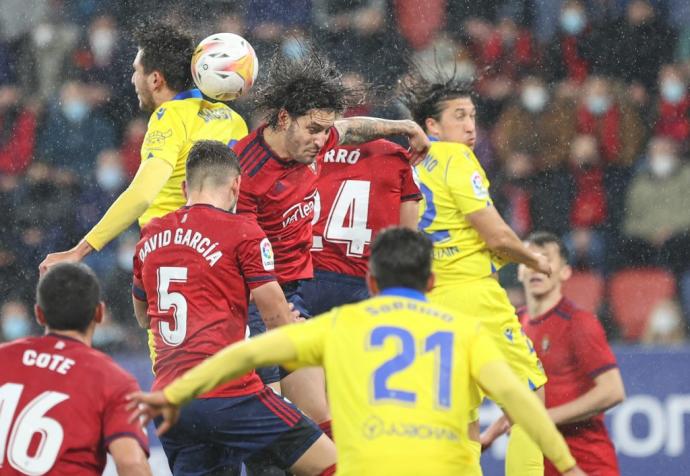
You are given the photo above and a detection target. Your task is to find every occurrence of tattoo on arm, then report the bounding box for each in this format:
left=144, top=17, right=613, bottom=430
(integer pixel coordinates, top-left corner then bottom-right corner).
left=335, top=117, right=414, bottom=145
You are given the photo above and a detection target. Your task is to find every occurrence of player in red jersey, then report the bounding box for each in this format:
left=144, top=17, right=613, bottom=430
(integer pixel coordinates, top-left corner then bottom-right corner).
left=301, top=139, right=422, bottom=315
left=131, top=141, right=336, bottom=476
left=233, top=47, right=430, bottom=437
left=483, top=231, right=625, bottom=475
left=0, top=263, right=150, bottom=476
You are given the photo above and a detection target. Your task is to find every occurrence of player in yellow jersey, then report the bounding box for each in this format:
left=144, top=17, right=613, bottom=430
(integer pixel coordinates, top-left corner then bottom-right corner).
left=128, top=228, right=584, bottom=476
left=39, top=23, right=248, bottom=272
left=399, top=74, right=553, bottom=475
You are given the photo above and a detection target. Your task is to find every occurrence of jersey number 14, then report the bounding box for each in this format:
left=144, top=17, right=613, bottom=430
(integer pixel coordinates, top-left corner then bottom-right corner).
left=312, top=180, right=373, bottom=257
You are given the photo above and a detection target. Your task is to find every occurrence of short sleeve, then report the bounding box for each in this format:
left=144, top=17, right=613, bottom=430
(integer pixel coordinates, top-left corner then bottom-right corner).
left=103, top=372, right=149, bottom=455
left=140, top=106, right=187, bottom=168
left=280, top=311, right=335, bottom=367
left=400, top=162, right=422, bottom=202
left=236, top=224, right=276, bottom=288
left=469, top=322, right=507, bottom=380
left=571, top=312, right=617, bottom=378
left=445, top=148, right=493, bottom=216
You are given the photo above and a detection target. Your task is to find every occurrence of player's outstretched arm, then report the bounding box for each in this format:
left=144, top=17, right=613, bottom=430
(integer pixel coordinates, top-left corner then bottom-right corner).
left=128, top=329, right=300, bottom=433
left=39, top=158, right=173, bottom=274
left=399, top=201, right=420, bottom=230
left=548, top=368, right=625, bottom=425
left=466, top=206, right=551, bottom=275
left=109, top=437, right=152, bottom=476
left=334, top=117, right=430, bottom=164
left=478, top=361, right=585, bottom=475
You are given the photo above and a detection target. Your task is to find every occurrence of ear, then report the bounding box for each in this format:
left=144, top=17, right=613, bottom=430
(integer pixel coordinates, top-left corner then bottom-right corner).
left=148, top=70, right=165, bottom=92
left=94, top=302, right=105, bottom=325
left=560, top=263, right=573, bottom=282
left=366, top=271, right=379, bottom=296
left=425, top=273, right=435, bottom=293
left=277, top=109, right=291, bottom=129
left=34, top=304, right=46, bottom=328
left=425, top=117, right=439, bottom=137
left=182, top=180, right=188, bottom=200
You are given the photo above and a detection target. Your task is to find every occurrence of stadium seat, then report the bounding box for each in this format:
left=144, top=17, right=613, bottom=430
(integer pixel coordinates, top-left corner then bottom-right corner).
left=609, top=268, right=677, bottom=341
left=562, top=271, right=605, bottom=314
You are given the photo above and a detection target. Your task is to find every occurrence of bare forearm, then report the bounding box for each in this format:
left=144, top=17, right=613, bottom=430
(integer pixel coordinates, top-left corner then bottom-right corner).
left=132, top=298, right=149, bottom=329
left=335, top=117, right=418, bottom=145
left=549, top=382, right=624, bottom=425
left=487, top=227, right=541, bottom=268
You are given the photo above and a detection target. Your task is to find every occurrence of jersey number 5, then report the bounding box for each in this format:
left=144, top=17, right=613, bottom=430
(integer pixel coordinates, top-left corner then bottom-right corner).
left=312, top=180, right=373, bottom=257
left=0, top=383, right=68, bottom=475
left=368, top=326, right=453, bottom=409
left=157, top=266, right=188, bottom=346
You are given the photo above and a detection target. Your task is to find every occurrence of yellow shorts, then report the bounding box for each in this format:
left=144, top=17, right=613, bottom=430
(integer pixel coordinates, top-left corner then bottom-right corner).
left=430, top=277, right=547, bottom=416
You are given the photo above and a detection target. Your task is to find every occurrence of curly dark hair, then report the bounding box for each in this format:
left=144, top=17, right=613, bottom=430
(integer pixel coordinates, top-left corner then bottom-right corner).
left=133, top=23, right=194, bottom=93
left=399, top=67, right=475, bottom=132
left=253, top=46, right=358, bottom=127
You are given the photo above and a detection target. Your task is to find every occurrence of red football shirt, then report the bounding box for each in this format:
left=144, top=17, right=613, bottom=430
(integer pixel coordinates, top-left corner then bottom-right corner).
left=133, top=204, right=273, bottom=397
left=311, top=140, right=421, bottom=277
left=233, top=125, right=339, bottom=283
left=519, top=298, right=620, bottom=476
left=0, top=334, right=148, bottom=475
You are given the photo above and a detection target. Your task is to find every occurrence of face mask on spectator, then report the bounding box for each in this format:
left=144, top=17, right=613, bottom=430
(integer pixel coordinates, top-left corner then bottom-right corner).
left=649, top=154, right=678, bottom=178
left=585, top=94, right=611, bottom=116
left=2, top=316, right=30, bottom=340
left=96, top=165, right=125, bottom=191
left=90, top=28, right=116, bottom=62
left=521, top=86, right=548, bottom=113
left=661, top=80, right=686, bottom=104
left=560, top=9, right=586, bottom=35
left=117, top=250, right=134, bottom=271
left=62, top=99, right=90, bottom=122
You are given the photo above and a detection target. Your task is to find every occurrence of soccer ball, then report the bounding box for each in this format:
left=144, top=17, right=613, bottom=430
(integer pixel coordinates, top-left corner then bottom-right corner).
left=191, top=33, right=259, bottom=101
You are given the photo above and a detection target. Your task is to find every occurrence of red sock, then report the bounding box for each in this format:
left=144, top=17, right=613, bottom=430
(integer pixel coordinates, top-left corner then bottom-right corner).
left=319, top=464, right=336, bottom=476
left=318, top=420, right=333, bottom=440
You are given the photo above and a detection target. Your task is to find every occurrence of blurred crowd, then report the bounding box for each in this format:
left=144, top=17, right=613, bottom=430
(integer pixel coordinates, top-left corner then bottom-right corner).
left=1, top=0, right=690, bottom=349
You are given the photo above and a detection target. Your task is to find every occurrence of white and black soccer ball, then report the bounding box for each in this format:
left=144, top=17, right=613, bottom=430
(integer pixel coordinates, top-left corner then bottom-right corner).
left=191, top=33, right=259, bottom=101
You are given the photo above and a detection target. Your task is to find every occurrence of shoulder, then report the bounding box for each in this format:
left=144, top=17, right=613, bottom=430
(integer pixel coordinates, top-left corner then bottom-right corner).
left=140, top=213, right=173, bottom=237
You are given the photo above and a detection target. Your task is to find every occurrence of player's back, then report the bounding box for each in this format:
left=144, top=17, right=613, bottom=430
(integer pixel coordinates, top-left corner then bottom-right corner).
left=321, top=291, right=486, bottom=475
left=139, top=91, right=248, bottom=225
left=0, top=335, right=147, bottom=475
left=134, top=204, right=266, bottom=396
left=312, top=139, right=420, bottom=277
left=415, top=140, right=505, bottom=285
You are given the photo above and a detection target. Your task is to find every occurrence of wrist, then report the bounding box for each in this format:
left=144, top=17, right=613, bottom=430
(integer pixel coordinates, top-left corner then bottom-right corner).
left=75, top=239, right=95, bottom=259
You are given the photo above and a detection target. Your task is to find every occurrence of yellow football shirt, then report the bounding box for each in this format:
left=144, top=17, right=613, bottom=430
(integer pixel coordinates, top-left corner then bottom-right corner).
left=280, top=288, right=505, bottom=476
left=138, top=89, right=248, bottom=225
left=414, top=140, right=506, bottom=286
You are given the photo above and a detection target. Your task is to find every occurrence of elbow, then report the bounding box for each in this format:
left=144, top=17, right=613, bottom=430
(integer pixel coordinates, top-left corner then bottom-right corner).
left=115, top=454, right=149, bottom=476
left=610, top=386, right=626, bottom=408
left=485, top=229, right=513, bottom=252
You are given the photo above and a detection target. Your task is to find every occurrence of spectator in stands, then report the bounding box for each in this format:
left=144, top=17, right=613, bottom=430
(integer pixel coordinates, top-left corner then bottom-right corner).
left=0, top=84, right=38, bottom=175
left=606, top=0, right=676, bottom=90
left=493, top=75, right=572, bottom=169
left=0, top=299, right=33, bottom=342
left=653, top=64, right=690, bottom=147
left=642, top=299, right=687, bottom=344
left=621, top=137, right=690, bottom=278
left=246, top=0, right=312, bottom=60
left=544, top=0, right=608, bottom=85
left=119, top=117, right=147, bottom=179
left=492, top=150, right=536, bottom=239
left=36, top=80, right=116, bottom=177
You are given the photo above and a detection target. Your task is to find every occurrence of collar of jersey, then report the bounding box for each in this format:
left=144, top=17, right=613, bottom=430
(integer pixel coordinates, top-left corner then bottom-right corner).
left=427, top=135, right=439, bottom=142
left=172, top=89, right=203, bottom=101
left=379, top=287, right=427, bottom=301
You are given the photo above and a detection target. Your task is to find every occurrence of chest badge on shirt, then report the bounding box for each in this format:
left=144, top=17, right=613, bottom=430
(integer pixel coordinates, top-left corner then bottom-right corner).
left=541, top=336, right=550, bottom=353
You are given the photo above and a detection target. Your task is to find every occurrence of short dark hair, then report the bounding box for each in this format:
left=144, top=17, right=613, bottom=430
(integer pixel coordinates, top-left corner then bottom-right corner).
left=186, top=140, right=240, bottom=189
left=370, top=228, right=433, bottom=292
left=399, top=68, right=475, bottom=132
left=253, top=45, right=357, bottom=128
left=36, top=263, right=101, bottom=333
left=525, top=231, right=569, bottom=263
left=133, top=23, right=194, bottom=92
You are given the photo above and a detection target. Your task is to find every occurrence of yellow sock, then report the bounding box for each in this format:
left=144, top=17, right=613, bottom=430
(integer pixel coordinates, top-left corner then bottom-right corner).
left=505, top=423, right=544, bottom=476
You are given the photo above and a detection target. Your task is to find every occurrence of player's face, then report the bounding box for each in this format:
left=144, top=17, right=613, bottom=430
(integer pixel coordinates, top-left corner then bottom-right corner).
left=427, top=97, right=476, bottom=148
left=519, top=243, right=571, bottom=299
left=131, top=49, right=155, bottom=112
left=285, top=109, right=336, bottom=164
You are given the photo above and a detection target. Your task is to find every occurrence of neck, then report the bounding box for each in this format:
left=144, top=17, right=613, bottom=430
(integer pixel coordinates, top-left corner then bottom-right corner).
left=187, top=192, right=232, bottom=211
left=153, top=88, right=178, bottom=109
left=526, top=289, right=563, bottom=320
left=46, top=328, right=91, bottom=346
left=262, top=126, right=291, bottom=159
